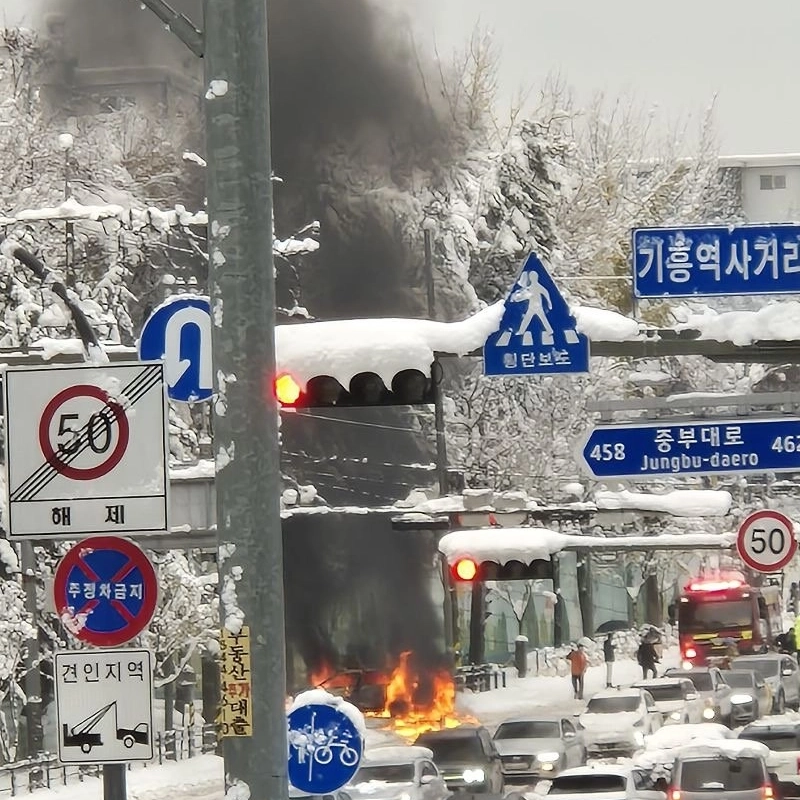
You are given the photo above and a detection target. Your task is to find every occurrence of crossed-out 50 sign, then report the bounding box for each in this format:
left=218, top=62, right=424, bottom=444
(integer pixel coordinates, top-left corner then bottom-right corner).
left=737, top=510, right=797, bottom=573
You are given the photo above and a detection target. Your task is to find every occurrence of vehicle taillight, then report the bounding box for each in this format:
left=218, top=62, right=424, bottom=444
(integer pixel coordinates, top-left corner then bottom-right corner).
left=670, top=789, right=681, bottom=800
left=763, top=784, right=774, bottom=800
left=685, top=647, right=697, bottom=658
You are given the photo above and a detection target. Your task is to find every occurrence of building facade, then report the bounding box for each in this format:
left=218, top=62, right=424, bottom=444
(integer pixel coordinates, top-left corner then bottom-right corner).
left=720, top=153, right=800, bottom=223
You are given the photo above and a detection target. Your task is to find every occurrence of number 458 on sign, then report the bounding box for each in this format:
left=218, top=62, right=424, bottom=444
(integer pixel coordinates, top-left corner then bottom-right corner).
left=588, top=443, right=626, bottom=461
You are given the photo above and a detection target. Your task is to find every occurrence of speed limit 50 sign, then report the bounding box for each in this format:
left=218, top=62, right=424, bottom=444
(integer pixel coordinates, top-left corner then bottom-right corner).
left=4, top=363, right=169, bottom=539
left=737, top=510, right=797, bottom=573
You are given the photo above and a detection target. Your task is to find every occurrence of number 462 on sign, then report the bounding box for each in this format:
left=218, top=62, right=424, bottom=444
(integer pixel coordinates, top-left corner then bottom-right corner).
left=771, top=436, right=800, bottom=453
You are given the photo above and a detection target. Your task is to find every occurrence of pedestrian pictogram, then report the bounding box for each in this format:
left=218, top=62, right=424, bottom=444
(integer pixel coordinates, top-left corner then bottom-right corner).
left=53, top=536, right=158, bottom=647
left=4, top=363, right=170, bottom=539
left=287, top=702, right=364, bottom=794
left=55, top=649, right=154, bottom=764
left=138, top=295, right=213, bottom=403
left=483, top=252, right=590, bottom=376
left=737, top=510, right=797, bottom=573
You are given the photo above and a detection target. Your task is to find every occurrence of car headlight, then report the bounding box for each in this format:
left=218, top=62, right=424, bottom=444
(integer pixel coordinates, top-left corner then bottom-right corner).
left=537, top=751, right=561, bottom=764
left=462, top=769, right=485, bottom=784
left=669, top=711, right=682, bottom=720
left=702, top=706, right=716, bottom=719
left=731, top=693, right=753, bottom=704
left=633, top=731, right=645, bottom=746
left=397, top=794, right=411, bottom=800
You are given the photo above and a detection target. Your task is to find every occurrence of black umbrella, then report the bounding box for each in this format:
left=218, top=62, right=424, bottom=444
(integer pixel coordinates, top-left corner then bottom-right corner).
left=595, top=619, right=631, bottom=634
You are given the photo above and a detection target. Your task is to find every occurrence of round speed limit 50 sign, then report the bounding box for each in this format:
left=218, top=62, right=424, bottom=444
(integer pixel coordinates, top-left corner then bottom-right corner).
left=737, top=510, right=797, bottom=573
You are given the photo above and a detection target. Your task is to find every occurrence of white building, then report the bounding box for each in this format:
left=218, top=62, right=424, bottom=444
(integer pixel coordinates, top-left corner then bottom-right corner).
left=720, top=153, right=800, bottom=223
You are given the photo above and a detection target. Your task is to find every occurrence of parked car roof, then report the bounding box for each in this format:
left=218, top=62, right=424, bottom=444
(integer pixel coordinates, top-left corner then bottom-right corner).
left=362, top=746, right=434, bottom=764
left=632, top=677, right=688, bottom=687
left=556, top=765, right=632, bottom=778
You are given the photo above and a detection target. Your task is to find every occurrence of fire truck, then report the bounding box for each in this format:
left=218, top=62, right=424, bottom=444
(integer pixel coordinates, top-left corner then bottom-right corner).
left=678, top=573, right=784, bottom=667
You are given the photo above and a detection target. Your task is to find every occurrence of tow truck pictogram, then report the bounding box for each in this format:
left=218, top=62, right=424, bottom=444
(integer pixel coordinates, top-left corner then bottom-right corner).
left=62, top=701, right=149, bottom=753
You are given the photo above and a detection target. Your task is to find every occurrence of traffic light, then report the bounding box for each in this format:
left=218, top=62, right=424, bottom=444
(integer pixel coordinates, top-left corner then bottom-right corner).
left=449, top=558, right=553, bottom=582
left=274, top=368, right=438, bottom=409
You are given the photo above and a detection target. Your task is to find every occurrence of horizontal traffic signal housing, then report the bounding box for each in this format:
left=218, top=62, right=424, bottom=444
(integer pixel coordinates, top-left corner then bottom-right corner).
left=449, top=558, right=553, bottom=582
left=274, top=368, right=438, bottom=408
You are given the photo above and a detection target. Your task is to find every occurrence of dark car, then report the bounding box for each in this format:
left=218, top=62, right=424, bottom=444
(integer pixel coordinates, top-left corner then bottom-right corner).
left=414, top=725, right=504, bottom=794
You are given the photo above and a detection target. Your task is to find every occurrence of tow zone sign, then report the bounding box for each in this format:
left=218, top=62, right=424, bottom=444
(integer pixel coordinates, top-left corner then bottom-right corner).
left=4, top=363, right=170, bottom=539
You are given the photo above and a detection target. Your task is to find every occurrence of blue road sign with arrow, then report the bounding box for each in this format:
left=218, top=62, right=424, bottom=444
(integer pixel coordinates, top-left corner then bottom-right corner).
left=287, top=703, right=363, bottom=794
left=578, top=417, right=800, bottom=479
left=138, top=296, right=212, bottom=403
left=483, top=253, right=589, bottom=376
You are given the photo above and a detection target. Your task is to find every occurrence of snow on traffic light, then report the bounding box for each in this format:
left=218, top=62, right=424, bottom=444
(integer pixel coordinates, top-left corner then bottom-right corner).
left=273, top=304, right=504, bottom=409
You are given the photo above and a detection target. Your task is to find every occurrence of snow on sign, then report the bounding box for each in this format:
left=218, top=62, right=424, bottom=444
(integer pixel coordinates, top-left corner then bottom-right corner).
left=483, top=252, right=589, bottom=376
left=55, top=648, right=154, bottom=765
left=4, top=363, right=169, bottom=539
left=736, top=510, right=797, bottom=573
left=138, top=295, right=213, bottom=403
left=53, top=536, right=158, bottom=647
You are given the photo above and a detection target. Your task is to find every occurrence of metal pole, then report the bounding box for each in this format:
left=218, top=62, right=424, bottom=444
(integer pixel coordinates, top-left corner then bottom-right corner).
left=423, top=225, right=449, bottom=496
left=20, top=542, right=43, bottom=760
left=102, top=764, right=126, bottom=800
left=204, top=1, right=287, bottom=798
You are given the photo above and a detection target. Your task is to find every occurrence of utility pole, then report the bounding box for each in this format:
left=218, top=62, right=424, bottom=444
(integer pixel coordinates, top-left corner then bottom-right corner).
left=204, top=2, right=287, bottom=798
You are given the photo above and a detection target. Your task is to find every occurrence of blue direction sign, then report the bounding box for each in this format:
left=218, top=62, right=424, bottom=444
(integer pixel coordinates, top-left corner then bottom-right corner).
left=483, top=253, right=589, bottom=376
left=138, top=296, right=212, bottom=402
left=287, top=702, right=363, bottom=794
left=579, top=417, right=800, bottom=479
left=633, top=223, right=800, bottom=298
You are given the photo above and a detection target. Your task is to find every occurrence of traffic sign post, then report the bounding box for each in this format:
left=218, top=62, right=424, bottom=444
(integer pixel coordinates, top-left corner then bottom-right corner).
left=4, top=362, right=170, bottom=539
left=632, top=223, right=800, bottom=298
left=737, top=510, right=797, bottom=573
left=287, top=702, right=364, bottom=794
left=483, top=253, right=590, bottom=376
left=138, top=296, right=213, bottom=403
left=53, top=536, right=158, bottom=647
left=54, top=649, right=154, bottom=764
left=578, top=417, right=800, bottom=479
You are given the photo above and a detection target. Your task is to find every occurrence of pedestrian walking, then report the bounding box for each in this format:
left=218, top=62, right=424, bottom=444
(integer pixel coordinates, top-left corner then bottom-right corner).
left=603, top=635, right=615, bottom=688
left=637, top=637, right=659, bottom=679
left=566, top=643, right=588, bottom=700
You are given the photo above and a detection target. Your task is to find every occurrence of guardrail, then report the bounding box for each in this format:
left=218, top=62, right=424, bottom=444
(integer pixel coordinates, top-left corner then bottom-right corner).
left=455, top=664, right=507, bottom=693
left=0, top=725, right=218, bottom=796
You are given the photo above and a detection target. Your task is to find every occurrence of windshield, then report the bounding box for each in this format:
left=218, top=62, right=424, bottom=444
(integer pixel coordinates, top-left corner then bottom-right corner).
left=548, top=775, right=626, bottom=794
left=495, top=721, right=560, bottom=740
left=679, top=598, right=753, bottom=631
left=415, top=736, right=482, bottom=763
left=740, top=732, right=800, bottom=752
left=722, top=672, right=754, bottom=689
left=732, top=659, right=780, bottom=679
left=671, top=672, right=712, bottom=692
left=679, top=758, right=763, bottom=791
left=353, top=765, right=415, bottom=784
left=586, top=696, right=639, bottom=713
left=639, top=684, right=683, bottom=701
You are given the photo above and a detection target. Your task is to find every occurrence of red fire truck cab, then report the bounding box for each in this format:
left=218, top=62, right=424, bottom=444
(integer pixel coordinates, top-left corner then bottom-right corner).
left=678, top=573, right=784, bottom=668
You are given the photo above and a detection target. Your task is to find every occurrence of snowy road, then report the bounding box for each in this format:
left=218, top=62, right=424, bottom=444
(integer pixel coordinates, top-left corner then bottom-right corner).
left=27, top=653, right=678, bottom=800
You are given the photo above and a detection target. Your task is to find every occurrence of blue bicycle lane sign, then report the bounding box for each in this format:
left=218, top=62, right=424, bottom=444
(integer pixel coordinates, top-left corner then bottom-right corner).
left=287, top=702, right=364, bottom=794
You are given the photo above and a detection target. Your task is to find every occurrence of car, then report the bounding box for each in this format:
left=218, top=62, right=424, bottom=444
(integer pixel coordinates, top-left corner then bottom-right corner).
left=738, top=718, right=800, bottom=796
left=543, top=765, right=666, bottom=800
left=345, top=746, right=449, bottom=800
left=731, top=654, right=800, bottom=713
left=632, top=678, right=706, bottom=725
left=668, top=740, right=773, bottom=800
left=721, top=670, right=772, bottom=724
left=644, top=723, right=734, bottom=753
left=663, top=667, right=733, bottom=725
left=492, top=715, right=585, bottom=782
left=578, top=688, right=661, bottom=757
left=414, top=725, right=504, bottom=794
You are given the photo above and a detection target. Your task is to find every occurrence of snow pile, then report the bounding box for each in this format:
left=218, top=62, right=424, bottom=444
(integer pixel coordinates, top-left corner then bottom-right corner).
left=288, top=688, right=367, bottom=738
left=674, top=301, right=800, bottom=345
left=572, top=305, right=641, bottom=341
left=593, top=488, right=732, bottom=517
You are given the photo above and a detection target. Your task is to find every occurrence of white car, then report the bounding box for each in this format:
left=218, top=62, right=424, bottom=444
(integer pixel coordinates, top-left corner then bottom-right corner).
left=632, top=678, right=705, bottom=725
left=345, top=746, right=450, bottom=800
left=738, top=717, right=800, bottom=791
left=579, top=688, right=662, bottom=756
left=543, top=765, right=666, bottom=800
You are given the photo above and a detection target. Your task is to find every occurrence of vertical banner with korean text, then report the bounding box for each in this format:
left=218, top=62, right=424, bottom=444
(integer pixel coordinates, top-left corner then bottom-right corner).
left=218, top=625, right=253, bottom=737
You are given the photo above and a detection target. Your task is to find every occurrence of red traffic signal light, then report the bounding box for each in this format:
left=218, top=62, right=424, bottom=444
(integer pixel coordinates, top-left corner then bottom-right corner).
left=453, top=557, right=478, bottom=581
left=275, top=373, right=302, bottom=406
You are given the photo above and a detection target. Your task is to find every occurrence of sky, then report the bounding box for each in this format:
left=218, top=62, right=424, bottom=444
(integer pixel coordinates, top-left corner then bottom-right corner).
left=411, top=0, right=800, bottom=156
